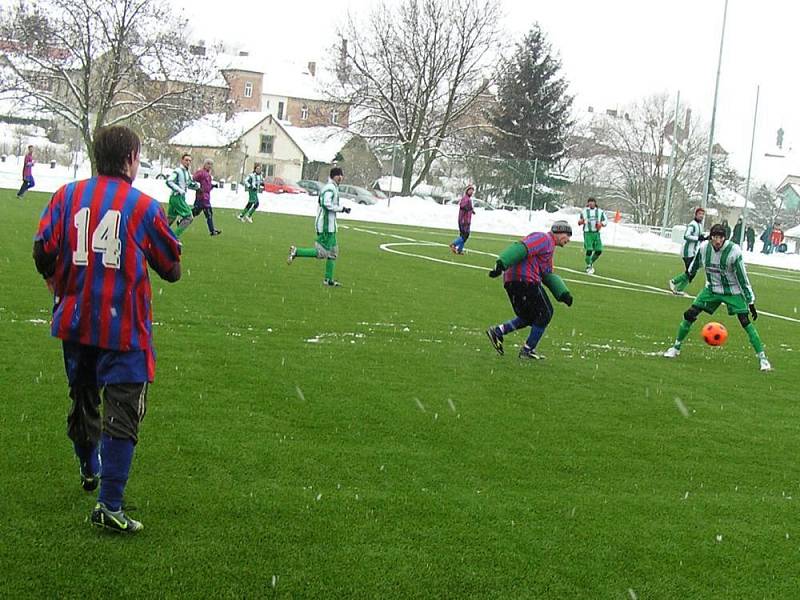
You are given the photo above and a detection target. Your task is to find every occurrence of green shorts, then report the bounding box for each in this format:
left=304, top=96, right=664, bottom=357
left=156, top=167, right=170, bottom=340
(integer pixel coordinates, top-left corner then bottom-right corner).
left=583, top=231, right=603, bottom=252
left=168, top=193, right=192, bottom=220
left=315, top=232, right=338, bottom=259
left=692, top=287, right=749, bottom=316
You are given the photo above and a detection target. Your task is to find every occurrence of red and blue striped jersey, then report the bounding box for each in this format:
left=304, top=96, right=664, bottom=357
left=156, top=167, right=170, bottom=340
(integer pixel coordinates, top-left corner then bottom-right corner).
left=35, top=176, right=181, bottom=358
left=503, top=232, right=555, bottom=284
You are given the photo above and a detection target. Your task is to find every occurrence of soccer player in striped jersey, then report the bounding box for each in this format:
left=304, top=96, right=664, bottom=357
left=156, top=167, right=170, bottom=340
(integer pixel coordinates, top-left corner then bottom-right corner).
left=485, top=221, right=574, bottom=359
left=663, top=223, right=771, bottom=371
left=286, top=167, right=350, bottom=287
left=578, top=197, right=607, bottom=274
left=166, top=153, right=200, bottom=238
left=238, top=164, right=264, bottom=223
left=33, top=126, right=182, bottom=532
left=669, top=207, right=706, bottom=294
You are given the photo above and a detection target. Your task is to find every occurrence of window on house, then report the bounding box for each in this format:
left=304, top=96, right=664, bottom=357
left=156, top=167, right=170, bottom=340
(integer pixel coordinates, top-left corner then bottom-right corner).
left=244, top=81, right=253, bottom=98
left=301, top=105, right=308, bottom=120
left=277, top=101, right=285, bottom=120
left=260, top=135, right=275, bottom=154
left=266, top=164, right=275, bottom=176
left=330, top=109, right=338, bottom=125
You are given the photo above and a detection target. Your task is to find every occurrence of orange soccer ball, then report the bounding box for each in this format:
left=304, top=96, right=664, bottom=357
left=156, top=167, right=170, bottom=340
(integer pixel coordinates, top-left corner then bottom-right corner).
left=701, top=322, right=728, bottom=346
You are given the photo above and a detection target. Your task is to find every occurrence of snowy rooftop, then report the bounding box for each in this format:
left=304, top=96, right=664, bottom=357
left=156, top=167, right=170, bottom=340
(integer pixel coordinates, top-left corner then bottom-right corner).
left=169, top=112, right=272, bottom=148
left=281, top=125, right=352, bottom=163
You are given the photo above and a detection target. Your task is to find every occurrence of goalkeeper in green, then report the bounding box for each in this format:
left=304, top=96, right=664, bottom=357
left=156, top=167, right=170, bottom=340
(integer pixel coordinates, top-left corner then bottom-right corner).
left=238, top=164, right=264, bottom=223
left=663, top=223, right=771, bottom=371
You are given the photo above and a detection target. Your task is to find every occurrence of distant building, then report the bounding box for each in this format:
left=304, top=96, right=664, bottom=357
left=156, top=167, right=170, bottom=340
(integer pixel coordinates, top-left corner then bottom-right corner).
left=170, top=112, right=378, bottom=185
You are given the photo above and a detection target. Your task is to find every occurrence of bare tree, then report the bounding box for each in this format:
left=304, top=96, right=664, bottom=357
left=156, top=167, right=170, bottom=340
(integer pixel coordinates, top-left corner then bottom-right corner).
left=334, top=0, right=504, bottom=195
left=0, top=0, right=219, bottom=173
left=590, top=95, right=708, bottom=225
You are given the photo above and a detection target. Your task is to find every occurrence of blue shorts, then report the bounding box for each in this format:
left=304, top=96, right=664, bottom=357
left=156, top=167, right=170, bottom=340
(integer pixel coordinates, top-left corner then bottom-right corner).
left=62, top=341, right=152, bottom=386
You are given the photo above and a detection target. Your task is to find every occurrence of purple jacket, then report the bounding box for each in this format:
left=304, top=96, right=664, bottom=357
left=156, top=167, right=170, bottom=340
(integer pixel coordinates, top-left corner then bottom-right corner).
left=23, top=152, right=34, bottom=178
left=193, top=169, right=213, bottom=207
left=458, top=194, right=475, bottom=228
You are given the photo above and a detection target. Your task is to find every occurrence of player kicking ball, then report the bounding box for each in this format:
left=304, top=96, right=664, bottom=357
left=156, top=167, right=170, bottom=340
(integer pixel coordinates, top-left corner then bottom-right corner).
left=663, top=223, right=771, bottom=371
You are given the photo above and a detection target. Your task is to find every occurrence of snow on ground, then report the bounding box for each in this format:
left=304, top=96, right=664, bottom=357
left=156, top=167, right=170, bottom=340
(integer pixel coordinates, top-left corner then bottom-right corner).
left=3, top=154, right=800, bottom=271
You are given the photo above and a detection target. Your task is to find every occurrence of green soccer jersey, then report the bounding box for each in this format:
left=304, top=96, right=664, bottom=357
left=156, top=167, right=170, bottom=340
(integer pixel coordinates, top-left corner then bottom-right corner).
left=682, top=220, right=703, bottom=258
left=315, top=179, right=342, bottom=234
left=580, top=207, right=606, bottom=232
left=244, top=172, right=264, bottom=192
left=687, top=240, right=754, bottom=304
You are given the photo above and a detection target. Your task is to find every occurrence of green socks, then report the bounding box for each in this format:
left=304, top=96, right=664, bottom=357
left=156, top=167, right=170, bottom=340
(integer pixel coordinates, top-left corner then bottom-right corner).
left=744, top=323, right=764, bottom=353
left=674, top=319, right=692, bottom=348
left=325, top=259, right=335, bottom=280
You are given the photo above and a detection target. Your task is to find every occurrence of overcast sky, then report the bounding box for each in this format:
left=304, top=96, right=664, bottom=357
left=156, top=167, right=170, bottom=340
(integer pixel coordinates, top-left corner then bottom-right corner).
left=173, top=0, right=798, bottom=180
left=4, top=0, right=797, bottom=181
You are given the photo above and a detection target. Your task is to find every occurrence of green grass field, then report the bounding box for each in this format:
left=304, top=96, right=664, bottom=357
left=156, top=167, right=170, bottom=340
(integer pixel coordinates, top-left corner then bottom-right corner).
left=1, top=188, right=799, bottom=598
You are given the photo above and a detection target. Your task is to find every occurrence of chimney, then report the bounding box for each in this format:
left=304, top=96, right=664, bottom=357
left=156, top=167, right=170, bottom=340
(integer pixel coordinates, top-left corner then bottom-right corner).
left=307, top=61, right=316, bottom=77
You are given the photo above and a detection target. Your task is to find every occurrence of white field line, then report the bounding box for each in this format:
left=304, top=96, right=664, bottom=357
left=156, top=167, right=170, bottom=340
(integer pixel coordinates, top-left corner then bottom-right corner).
left=364, top=229, right=800, bottom=324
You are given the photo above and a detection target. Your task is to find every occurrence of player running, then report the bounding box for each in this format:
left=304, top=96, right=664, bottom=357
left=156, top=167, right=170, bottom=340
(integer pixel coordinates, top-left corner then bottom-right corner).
left=669, top=207, right=705, bottom=294
left=238, top=164, right=264, bottom=223
left=485, top=221, right=574, bottom=360
left=166, top=153, right=200, bottom=238
left=286, top=167, right=350, bottom=287
left=663, top=223, right=771, bottom=371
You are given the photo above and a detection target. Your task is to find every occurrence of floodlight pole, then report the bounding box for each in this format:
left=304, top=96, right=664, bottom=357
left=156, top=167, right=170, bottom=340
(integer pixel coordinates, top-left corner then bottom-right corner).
left=740, top=85, right=760, bottom=245
left=661, top=90, right=681, bottom=236
left=701, top=0, right=729, bottom=210
left=528, top=157, right=538, bottom=221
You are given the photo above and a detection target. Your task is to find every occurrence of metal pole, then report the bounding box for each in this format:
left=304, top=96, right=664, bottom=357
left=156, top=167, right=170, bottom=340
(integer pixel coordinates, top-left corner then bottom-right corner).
left=701, top=0, right=729, bottom=210
left=661, top=90, right=681, bottom=236
left=528, top=158, right=538, bottom=221
left=739, top=85, right=759, bottom=246
left=388, top=144, right=397, bottom=208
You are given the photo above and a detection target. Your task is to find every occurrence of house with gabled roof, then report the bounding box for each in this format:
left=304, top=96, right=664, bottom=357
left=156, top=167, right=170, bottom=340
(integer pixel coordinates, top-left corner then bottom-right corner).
left=169, top=112, right=379, bottom=186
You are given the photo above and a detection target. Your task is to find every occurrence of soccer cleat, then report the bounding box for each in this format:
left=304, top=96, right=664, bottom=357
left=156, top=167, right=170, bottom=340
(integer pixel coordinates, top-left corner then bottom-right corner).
left=91, top=502, right=143, bottom=534
left=245, top=216, right=253, bottom=223
left=210, top=229, right=222, bottom=236
left=586, top=265, right=595, bottom=275
left=286, top=246, right=297, bottom=264
left=323, top=278, right=341, bottom=287
left=236, top=214, right=244, bottom=221
left=449, top=244, right=458, bottom=254
left=668, top=279, right=681, bottom=295
left=80, top=470, right=99, bottom=492
left=759, top=354, right=772, bottom=371
left=486, top=327, right=504, bottom=356
left=663, top=346, right=680, bottom=358
left=519, top=345, right=545, bottom=360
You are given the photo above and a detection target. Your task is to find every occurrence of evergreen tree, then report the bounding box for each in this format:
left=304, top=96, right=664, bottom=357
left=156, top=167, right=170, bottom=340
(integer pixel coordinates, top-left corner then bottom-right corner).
left=491, top=24, right=573, bottom=163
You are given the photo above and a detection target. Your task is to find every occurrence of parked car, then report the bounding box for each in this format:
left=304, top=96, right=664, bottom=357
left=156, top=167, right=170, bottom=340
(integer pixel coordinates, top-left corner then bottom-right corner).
left=297, top=179, right=323, bottom=196
left=339, top=184, right=378, bottom=205
left=371, top=188, right=388, bottom=200
left=263, top=176, right=305, bottom=194
left=138, top=160, right=154, bottom=178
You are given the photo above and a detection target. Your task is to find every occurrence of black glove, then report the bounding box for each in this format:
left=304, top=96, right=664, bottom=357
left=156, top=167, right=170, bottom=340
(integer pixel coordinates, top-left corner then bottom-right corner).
left=342, top=206, right=351, bottom=214
left=699, top=234, right=708, bottom=242
left=749, top=304, right=758, bottom=321
left=561, top=292, right=573, bottom=307
left=488, top=261, right=504, bottom=278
